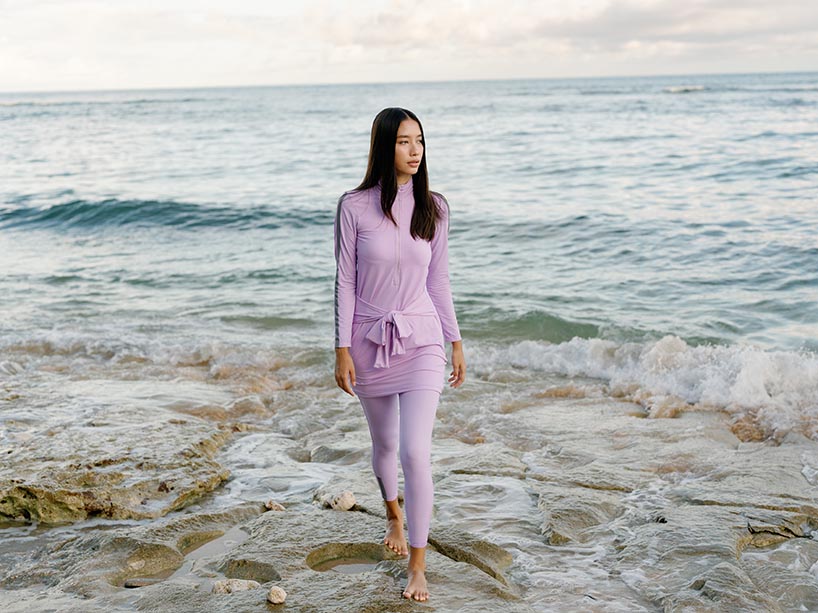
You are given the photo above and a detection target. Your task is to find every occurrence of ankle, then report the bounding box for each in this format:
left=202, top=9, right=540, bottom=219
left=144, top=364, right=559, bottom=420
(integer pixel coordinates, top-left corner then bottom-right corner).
left=384, top=503, right=402, bottom=521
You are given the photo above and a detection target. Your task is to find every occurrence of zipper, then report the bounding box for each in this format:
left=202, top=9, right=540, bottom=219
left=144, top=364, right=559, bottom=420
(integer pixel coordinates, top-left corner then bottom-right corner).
left=394, top=192, right=401, bottom=286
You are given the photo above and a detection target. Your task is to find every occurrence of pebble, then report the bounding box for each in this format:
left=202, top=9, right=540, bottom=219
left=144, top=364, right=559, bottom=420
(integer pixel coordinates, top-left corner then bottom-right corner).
left=267, top=585, right=287, bottom=604
left=330, top=490, right=356, bottom=511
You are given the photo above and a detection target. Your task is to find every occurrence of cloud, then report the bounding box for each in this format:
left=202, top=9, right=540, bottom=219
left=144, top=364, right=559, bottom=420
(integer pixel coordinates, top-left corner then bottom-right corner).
left=309, top=0, right=818, bottom=52
left=296, top=0, right=818, bottom=82
left=532, top=0, right=818, bottom=48
left=0, top=0, right=816, bottom=91
left=0, top=1, right=312, bottom=90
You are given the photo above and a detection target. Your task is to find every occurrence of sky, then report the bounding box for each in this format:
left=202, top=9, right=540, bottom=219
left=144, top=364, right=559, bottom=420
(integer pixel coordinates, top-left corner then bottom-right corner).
left=1, top=0, right=817, bottom=92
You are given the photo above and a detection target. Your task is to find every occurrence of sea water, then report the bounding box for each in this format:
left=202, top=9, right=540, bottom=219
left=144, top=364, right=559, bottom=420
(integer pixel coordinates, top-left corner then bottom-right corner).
left=1, top=72, right=817, bottom=610
left=2, top=72, right=816, bottom=437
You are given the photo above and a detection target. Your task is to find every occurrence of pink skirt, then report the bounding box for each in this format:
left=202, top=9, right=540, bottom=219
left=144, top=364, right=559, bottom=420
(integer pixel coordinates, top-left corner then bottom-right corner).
left=349, top=322, right=447, bottom=398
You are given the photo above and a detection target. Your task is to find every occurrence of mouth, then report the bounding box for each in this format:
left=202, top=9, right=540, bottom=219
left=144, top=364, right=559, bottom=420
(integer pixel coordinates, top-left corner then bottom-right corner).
left=408, top=161, right=420, bottom=167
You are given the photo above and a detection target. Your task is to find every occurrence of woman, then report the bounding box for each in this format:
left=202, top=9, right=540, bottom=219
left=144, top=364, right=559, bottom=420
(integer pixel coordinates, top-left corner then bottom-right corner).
left=333, top=107, right=466, bottom=601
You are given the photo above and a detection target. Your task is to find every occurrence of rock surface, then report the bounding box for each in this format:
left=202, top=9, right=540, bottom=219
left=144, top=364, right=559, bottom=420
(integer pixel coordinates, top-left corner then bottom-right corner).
left=0, top=402, right=236, bottom=523
left=212, top=578, right=260, bottom=594
left=0, top=498, right=531, bottom=612
left=3, top=380, right=818, bottom=611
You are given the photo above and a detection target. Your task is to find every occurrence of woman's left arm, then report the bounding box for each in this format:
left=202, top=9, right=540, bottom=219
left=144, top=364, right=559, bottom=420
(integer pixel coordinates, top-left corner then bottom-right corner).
left=427, top=194, right=465, bottom=387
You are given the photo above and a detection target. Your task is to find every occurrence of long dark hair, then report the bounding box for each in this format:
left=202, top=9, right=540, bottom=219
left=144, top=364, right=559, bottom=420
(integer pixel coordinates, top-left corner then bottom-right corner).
left=354, top=107, right=442, bottom=242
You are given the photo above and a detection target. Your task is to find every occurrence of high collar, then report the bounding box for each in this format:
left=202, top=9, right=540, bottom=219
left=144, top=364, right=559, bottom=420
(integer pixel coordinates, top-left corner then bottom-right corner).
left=377, top=177, right=413, bottom=193
left=397, top=177, right=413, bottom=193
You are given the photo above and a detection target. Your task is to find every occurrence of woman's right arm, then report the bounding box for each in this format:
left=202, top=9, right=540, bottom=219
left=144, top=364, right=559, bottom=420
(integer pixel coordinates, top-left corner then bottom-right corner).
left=334, top=193, right=357, bottom=395
left=334, top=192, right=357, bottom=348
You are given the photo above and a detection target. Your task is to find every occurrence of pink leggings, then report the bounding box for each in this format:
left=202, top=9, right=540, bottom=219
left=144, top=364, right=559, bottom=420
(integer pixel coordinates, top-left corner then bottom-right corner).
left=358, top=389, right=440, bottom=548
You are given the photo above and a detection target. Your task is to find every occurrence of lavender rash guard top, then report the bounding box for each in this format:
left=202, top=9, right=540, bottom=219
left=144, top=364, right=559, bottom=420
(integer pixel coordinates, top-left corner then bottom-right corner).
left=334, top=178, right=461, bottom=370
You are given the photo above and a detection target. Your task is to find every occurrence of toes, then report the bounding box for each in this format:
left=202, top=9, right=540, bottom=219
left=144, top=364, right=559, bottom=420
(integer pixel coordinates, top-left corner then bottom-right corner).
left=402, top=586, right=428, bottom=601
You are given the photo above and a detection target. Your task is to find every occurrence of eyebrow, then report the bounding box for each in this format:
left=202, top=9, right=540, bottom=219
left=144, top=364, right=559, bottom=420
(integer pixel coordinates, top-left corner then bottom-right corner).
left=396, top=134, right=423, bottom=138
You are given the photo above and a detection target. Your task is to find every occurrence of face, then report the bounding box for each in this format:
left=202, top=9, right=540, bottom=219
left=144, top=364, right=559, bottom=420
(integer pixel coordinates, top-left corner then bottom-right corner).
left=394, top=118, right=423, bottom=183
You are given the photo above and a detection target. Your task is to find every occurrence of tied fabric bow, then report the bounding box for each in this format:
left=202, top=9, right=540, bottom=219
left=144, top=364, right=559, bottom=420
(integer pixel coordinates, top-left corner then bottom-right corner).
left=352, top=293, right=437, bottom=369
left=364, top=311, right=413, bottom=369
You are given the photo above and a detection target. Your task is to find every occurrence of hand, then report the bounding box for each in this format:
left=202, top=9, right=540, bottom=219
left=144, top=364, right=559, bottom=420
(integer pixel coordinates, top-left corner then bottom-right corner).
left=448, top=341, right=466, bottom=388
left=335, top=348, right=356, bottom=396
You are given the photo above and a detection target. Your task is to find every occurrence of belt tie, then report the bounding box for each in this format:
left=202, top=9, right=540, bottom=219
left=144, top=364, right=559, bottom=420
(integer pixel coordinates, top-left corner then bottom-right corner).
left=353, top=293, right=437, bottom=369
left=364, top=310, right=414, bottom=369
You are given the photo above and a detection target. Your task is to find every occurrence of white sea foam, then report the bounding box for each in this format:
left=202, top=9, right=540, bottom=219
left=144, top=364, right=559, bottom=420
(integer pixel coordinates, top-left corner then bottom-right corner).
left=478, top=335, right=818, bottom=438
left=4, top=329, right=818, bottom=439
left=663, top=85, right=706, bottom=93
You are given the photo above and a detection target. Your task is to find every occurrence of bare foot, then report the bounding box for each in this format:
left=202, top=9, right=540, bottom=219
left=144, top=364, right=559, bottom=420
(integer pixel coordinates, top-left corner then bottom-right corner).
left=384, top=516, right=408, bottom=556
left=403, top=568, right=429, bottom=601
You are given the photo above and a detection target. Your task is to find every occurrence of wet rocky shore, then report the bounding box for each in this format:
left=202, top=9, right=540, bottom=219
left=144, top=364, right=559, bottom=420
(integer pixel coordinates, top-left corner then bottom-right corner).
left=2, top=366, right=817, bottom=611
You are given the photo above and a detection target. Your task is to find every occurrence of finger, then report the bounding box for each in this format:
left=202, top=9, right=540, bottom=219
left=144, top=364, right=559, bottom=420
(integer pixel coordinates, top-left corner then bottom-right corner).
left=337, top=371, right=352, bottom=396
left=454, top=368, right=465, bottom=386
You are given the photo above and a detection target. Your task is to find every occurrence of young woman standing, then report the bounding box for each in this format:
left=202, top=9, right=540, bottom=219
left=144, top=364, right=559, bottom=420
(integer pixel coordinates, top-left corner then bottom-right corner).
left=333, top=107, right=466, bottom=601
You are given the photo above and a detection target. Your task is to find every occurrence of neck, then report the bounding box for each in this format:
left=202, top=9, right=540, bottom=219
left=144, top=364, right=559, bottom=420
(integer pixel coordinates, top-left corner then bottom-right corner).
left=378, top=176, right=412, bottom=191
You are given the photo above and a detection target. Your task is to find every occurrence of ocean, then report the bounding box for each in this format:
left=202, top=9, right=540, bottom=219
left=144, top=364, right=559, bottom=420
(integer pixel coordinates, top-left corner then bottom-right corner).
left=1, top=72, right=818, bottom=611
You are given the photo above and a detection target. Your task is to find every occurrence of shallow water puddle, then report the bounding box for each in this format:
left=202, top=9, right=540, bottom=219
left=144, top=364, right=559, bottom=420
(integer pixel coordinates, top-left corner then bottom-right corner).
left=305, top=542, right=387, bottom=574
left=309, top=557, right=381, bottom=573
left=122, top=524, right=252, bottom=592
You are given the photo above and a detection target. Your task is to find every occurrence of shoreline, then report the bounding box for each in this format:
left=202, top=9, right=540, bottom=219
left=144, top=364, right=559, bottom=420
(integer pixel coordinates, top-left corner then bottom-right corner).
left=2, top=371, right=816, bottom=610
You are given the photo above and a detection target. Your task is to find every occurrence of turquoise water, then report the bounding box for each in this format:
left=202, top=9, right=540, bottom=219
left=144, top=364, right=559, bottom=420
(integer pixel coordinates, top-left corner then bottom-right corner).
left=1, top=72, right=817, bottom=433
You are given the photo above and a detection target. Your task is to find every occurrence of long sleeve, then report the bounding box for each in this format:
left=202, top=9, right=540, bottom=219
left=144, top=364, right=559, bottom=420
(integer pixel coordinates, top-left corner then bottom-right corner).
left=334, top=193, right=357, bottom=348
left=427, top=193, right=462, bottom=342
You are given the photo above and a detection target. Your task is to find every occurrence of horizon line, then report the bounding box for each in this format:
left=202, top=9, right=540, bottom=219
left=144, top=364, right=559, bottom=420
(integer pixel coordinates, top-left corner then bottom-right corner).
left=1, top=68, right=816, bottom=97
